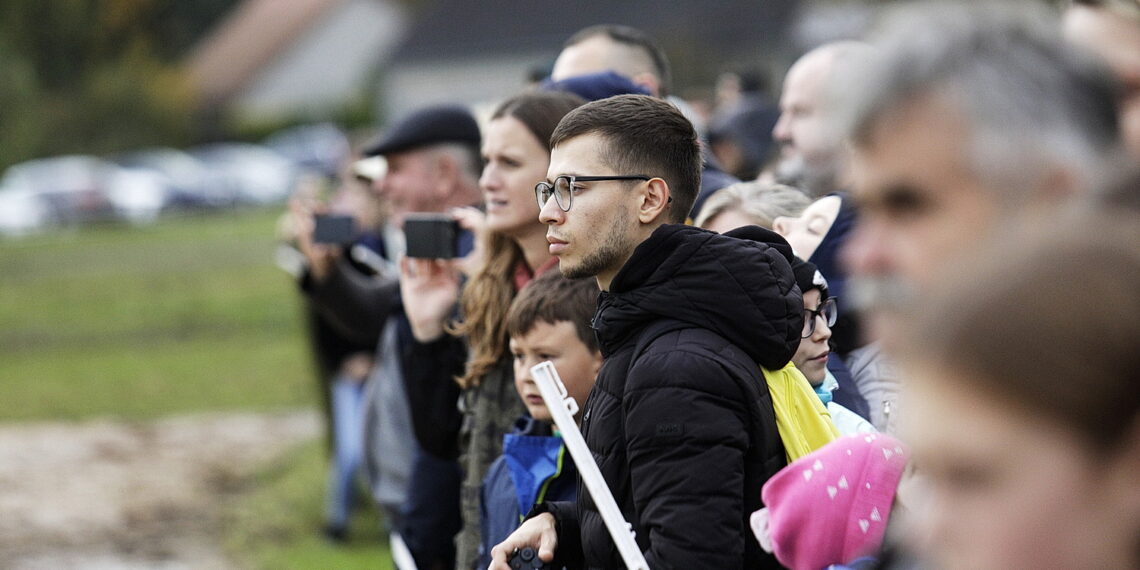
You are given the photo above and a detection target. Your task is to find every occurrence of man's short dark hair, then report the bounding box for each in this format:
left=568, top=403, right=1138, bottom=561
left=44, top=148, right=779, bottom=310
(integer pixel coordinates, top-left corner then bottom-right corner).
left=564, top=24, right=672, bottom=96
left=551, top=94, right=701, bottom=223
left=507, top=270, right=600, bottom=353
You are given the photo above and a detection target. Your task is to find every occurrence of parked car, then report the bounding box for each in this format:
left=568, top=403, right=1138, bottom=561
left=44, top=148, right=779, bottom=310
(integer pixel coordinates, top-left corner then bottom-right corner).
left=189, top=143, right=299, bottom=205
left=0, top=155, right=169, bottom=236
left=0, top=155, right=117, bottom=227
left=112, top=147, right=235, bottom=209
left=263, top=123, right=350, bottom=178
left=105, top=167, right=168, bottom=224
left=0, top=184, right=52, bottom=236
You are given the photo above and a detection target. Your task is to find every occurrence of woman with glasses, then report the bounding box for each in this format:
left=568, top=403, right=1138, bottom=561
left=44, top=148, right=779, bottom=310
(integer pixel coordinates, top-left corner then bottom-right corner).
left=399, top=90, right=585, bottom=569
left=790, top=257, right=875, bottom=435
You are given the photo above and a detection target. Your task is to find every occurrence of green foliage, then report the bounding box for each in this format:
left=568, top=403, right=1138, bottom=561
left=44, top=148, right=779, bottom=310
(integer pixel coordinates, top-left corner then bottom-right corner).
left=223, top=441, right=395, bottom=570
left=0, top=207, right=318, bottom=421
left=0, top=0, right=238, bottom=170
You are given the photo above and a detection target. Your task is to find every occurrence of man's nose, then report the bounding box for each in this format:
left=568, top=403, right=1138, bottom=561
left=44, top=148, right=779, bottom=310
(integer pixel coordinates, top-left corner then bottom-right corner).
left=772, top=113, right=791, bottom=143
left=538, top=195, right=564, bottom=225
left=841, top=220, right=891, bottom=277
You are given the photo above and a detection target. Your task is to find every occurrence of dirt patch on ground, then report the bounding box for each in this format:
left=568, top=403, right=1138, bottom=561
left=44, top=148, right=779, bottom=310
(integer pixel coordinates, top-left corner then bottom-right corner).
left=0, top=410, right=319, bottom=569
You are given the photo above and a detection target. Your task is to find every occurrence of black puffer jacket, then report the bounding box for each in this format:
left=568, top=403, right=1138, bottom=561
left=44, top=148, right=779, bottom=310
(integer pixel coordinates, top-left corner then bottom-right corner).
left=545, top=224, right=800, bottom=569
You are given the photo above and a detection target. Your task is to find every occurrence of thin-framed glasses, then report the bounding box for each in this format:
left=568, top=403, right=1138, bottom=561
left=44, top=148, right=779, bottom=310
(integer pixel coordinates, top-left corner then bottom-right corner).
left=535, top=175, right=651, bottom=212
left=802, top=297, right=838, bottom=338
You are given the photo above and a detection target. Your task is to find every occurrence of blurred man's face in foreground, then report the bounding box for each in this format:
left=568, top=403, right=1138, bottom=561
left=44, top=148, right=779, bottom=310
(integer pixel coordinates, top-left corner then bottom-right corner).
left=1063, top=4, right=1140, bottom=159
left=842, top=96, right=999, bottom=319
left=899, top=363, right=1137, bottom=570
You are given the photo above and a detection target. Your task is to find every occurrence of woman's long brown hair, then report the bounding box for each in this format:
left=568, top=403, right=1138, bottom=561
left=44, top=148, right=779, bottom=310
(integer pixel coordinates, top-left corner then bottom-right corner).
left=450, top=90, right=585, bottom=389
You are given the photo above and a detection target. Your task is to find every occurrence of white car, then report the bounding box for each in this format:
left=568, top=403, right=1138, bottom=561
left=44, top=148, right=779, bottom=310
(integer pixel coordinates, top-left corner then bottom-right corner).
left=0, top=155, right=168, bottom=235
left=0, top=184, right=51, bottom=236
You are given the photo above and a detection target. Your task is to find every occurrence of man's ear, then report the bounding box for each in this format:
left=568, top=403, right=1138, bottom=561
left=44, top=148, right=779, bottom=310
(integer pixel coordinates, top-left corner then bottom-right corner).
left=637, top=177, right=672, bottom=224
left=630, top=72, right=661, bottom=97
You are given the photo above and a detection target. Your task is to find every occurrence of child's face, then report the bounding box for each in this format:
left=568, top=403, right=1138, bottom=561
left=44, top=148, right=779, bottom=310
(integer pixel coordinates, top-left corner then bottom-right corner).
left=510, top=320, right=602, bottom=423
left=899, top=366, right=1140, bottom=569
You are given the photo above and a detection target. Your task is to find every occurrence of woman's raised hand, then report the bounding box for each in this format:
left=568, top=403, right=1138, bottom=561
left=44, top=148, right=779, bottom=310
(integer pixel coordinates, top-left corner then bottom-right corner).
left=398, top=256, right=461, bottom=342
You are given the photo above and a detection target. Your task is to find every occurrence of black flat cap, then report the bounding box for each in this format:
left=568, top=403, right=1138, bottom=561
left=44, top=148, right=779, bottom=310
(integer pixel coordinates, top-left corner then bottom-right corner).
left=363, top=104, right=481, bottom=157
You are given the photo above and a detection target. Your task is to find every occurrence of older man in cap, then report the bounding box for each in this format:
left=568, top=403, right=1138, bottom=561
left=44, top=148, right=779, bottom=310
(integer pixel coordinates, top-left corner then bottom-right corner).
left=296, top=104, right=481, bottom=570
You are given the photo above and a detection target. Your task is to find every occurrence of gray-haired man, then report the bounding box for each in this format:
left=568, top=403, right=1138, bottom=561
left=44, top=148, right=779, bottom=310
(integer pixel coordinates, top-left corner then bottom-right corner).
left=838, top=1, right=1123, bottom=340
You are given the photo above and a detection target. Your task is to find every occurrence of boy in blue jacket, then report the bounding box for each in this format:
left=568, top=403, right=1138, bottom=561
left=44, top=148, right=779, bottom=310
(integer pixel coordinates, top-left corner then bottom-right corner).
left=476, top=271, right=602, bottom=568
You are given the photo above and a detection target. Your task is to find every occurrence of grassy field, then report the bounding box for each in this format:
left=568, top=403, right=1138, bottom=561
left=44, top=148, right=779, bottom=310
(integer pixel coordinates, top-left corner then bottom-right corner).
left=0, top=208, right=315, bottom=420
left=225, top=440, right=394, bottom=570
left=0, top=208, right=392, bottom=567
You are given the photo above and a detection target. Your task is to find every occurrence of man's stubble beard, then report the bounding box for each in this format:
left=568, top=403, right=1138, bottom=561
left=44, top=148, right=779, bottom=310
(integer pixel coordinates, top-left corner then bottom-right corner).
left=560, top=206, right=635, bottom=279
left=774, top=150, right=842, bottom=198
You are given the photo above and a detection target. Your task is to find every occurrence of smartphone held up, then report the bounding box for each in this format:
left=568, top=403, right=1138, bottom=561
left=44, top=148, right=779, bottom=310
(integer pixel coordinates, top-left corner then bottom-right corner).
left=312, top=214, right=357, bottom=245
left=403, top=213, right=460, bottom=259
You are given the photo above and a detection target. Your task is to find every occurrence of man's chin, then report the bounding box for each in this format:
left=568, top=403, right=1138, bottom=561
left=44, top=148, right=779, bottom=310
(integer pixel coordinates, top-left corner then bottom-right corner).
left=557, top=259, right=586, bottom=279
left=773, top=160, right=805, bottom=187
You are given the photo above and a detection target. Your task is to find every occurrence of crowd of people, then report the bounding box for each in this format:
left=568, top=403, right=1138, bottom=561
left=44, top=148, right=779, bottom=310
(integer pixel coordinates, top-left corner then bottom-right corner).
left=280, top=1, right=1140, bottom=569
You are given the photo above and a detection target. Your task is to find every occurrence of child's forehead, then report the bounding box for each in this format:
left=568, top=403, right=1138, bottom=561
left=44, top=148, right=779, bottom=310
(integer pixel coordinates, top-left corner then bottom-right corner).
left=510, top=319, right=580, bottom=346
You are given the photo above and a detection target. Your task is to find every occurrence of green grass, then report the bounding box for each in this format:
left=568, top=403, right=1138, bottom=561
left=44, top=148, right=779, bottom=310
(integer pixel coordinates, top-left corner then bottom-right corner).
left=0, top=209, right=393, bottom=568
left=0, top=209, right=317, bottom=421
left=224, top=440, right=394, bottom=570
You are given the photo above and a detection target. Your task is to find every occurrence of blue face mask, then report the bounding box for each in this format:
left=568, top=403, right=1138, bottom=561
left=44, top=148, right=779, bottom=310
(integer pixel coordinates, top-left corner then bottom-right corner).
left=813, top=371, right=838, bottom=405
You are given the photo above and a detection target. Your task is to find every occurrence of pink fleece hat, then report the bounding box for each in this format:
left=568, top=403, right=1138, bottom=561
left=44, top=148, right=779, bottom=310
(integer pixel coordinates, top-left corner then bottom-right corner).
left=752, top=433, right=909, bottom=570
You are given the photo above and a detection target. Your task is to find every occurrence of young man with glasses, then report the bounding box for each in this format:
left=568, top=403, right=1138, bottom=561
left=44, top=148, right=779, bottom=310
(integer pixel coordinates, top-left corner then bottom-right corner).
left=489, top=94, right=801, bottom=569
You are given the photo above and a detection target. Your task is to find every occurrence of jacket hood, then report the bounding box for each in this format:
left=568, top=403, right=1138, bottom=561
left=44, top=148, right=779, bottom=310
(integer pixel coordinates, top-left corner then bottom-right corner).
left=808, top=192, right=865, bottom=354
left=595, top=224, right=802, bottom=369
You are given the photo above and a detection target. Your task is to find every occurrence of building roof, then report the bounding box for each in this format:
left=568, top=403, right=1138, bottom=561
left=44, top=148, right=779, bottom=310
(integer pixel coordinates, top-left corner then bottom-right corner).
left=392, top=0, right=797, bottom=63
left=185, top=0, right=345, bottom=103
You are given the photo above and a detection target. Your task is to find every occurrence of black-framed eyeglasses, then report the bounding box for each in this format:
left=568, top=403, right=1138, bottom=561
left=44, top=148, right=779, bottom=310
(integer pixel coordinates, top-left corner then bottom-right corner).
left=535, top=175, right=651, bottom=212
left=802, top=297, right=838, bottom=338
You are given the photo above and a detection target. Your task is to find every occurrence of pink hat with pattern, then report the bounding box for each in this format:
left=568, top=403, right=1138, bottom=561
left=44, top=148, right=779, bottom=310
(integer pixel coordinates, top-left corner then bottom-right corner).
left=751, top=433, right=909, bottom=570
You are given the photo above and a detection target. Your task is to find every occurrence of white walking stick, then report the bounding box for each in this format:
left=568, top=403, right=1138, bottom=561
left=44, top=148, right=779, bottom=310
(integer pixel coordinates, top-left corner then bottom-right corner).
left=531, top=361, right=650, bottom=570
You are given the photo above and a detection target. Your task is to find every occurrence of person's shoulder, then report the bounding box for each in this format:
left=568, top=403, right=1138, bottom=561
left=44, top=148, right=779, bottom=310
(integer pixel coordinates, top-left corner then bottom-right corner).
left=641, top=323, right=756, bottom=367
left=627, top=324, right=760, bottom=394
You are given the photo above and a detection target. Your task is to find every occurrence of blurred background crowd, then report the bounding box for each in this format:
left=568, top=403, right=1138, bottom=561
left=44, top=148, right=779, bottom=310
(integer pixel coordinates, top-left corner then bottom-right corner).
left=0, top=0, right=860, bottom=238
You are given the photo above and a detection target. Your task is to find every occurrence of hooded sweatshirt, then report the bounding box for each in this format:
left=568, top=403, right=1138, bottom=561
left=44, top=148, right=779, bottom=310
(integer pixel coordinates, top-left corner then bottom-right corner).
left=544, top=224, right=801, bottom=569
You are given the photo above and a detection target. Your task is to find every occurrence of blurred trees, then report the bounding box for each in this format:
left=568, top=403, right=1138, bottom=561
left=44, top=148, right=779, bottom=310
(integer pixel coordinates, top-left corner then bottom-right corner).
left=0, top=0, right=238, bottom=170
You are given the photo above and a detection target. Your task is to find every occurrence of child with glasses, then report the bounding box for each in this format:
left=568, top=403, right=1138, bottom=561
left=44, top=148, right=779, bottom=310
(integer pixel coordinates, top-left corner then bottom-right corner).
left=791, top=257, right=875, bottom=435
left=476, top=270, right=602, bottom=569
